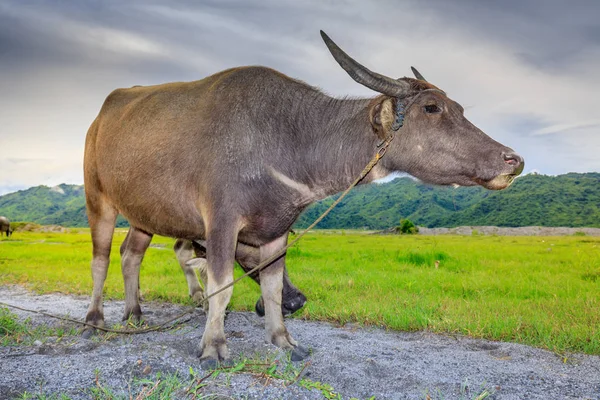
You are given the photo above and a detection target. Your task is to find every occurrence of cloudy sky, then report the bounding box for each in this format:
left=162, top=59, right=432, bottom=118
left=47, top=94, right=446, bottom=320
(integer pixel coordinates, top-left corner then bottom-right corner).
left=0, top=0, right=599, bottom=195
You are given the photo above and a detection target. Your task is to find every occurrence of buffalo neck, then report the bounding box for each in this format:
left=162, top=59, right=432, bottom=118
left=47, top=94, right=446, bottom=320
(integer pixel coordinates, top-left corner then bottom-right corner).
left=281, top=94, right=385, bottom=200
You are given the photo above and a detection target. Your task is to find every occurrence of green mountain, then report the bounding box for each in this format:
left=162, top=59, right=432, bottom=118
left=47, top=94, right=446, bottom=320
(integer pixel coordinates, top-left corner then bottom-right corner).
left=295, top=172, right=600, bottom=229
left=0, top=184, right=87, bottom=226
left=1, top=173, right=599, bottom=229
left=0, top=184, right=126, bottom=227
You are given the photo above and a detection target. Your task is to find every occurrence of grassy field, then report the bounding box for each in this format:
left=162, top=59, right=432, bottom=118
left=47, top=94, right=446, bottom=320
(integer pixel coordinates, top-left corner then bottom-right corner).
left=0, top=229, right=599, bottom=355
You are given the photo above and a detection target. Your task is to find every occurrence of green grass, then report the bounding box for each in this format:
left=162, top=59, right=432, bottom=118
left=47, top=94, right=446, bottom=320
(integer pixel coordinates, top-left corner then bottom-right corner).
left=1, top=230, right=599, bottom=355
left=0, top=306, right=78, bottom=346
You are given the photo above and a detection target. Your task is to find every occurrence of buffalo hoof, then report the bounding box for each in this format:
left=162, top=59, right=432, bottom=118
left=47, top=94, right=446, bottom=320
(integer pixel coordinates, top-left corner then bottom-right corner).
left=200, top=358, right=219, bottom=370
left=255, top=292, right=308, bottom=317
left=255, top=298, right=265, bottom=317
left=291, top=345, right=310, bottom=361
left=81, top=327, right=96, bottom=339
left=122, top=304, right=143, bottom=324
left=199, top=358, right=233, bottom=370
left=282, top=292, right=307, bottom=316
left=83, top=310, right=104, bottom=338
left=199, top=338, right=230, bottom=367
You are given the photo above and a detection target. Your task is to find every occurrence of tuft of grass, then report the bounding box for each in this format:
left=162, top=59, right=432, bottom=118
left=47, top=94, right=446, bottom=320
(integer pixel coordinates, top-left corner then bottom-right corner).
left=0, top=306, right=78, bottom=346
left=206, top=351, right=345, bottom=399
left=397, top=250, right=449, bottom=266
left=83, top=352, right=344, bottom=399
left=581, top=272, right=600, bottom=282
left=17, top=393, right=73, bottom=400
left=424, top=378, right=495, bottom=400
left=89, top=370, right=203, bottom=400
left=1, top=230, right=599, bottom=355
left=0, top=306, right=30, bottom=344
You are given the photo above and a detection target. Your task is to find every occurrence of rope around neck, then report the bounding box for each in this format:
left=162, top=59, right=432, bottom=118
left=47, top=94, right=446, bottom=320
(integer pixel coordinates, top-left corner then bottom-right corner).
left=0, top=134, right=394, bottom=335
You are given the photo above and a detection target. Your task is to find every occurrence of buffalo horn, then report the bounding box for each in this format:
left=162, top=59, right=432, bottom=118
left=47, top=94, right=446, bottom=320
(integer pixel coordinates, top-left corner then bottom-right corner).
left=320, top=30, right=411, bottom=97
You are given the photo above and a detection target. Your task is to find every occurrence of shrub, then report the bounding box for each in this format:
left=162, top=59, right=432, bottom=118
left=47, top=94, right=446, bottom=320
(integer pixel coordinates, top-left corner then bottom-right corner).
left=398, top=218, right=419, bottom=235
left=10, top=222, right=42, bottom=232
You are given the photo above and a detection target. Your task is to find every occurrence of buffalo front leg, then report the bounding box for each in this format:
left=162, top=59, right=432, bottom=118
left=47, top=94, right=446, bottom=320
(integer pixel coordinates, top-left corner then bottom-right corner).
left=199, top=221, right=239, bottom=365
left=120, top=227, right=153, bottom=323
left=259, top=235, right=302, bottom=353
left=84, top=205, right=118, bottom=335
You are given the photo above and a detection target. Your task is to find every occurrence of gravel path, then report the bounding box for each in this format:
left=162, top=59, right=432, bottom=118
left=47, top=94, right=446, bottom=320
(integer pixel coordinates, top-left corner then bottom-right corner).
left=0, top=286, right=599, bottom=399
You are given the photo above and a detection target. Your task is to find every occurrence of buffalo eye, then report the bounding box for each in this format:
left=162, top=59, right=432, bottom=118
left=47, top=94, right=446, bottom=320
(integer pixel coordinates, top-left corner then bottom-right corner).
left=424, top=104, right=442, bottom=114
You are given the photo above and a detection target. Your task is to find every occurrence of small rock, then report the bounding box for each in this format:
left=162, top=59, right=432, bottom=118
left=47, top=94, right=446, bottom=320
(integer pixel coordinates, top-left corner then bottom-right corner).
left=33, top=340, right=43, bottom=346
left=142, top=365, right=151, bottom=375
left=137, top=359, right=142, bottom=366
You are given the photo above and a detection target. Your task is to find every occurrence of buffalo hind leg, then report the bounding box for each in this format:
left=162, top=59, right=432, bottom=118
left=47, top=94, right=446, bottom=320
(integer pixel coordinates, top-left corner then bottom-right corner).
left=174, top=239, right=208, bottom=309
left=234, top=239, right=307, bottom=316
left=83, top=204, right=118, bottom=336
left=120, top=227, right=153, bottom=323
left=260, top=235, right=308, bottom=360
left=192, top=238, right=307, bottom=317
left=199, top=219, right=239, bottom=367
left=254, top=264, right=306, bottom=317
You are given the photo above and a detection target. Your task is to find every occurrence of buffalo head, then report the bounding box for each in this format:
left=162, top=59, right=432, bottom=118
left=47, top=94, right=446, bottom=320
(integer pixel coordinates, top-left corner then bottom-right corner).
left=321, top=31, right=524, bottom=190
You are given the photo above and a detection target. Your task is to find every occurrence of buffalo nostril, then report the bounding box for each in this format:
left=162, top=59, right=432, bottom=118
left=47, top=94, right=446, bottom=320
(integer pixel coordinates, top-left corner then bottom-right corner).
left=502, top=152, right=521, bottom=167
left=502, top=152, right=524, bottom=176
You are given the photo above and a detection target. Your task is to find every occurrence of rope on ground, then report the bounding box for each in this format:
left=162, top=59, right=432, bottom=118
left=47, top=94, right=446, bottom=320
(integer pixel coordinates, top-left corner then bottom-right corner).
left=0, top=300, right=195, bottom=335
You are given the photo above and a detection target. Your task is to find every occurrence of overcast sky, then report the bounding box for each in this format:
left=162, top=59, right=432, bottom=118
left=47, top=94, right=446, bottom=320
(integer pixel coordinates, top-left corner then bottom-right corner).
left=1, top=0, right=599, bottom=195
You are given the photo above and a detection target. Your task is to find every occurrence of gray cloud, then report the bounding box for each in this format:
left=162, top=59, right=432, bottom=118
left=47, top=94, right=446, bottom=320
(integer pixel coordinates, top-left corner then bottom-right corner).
left=0, top=0, right=599, bottom=195
left=410, top=0, right=600, bottom=70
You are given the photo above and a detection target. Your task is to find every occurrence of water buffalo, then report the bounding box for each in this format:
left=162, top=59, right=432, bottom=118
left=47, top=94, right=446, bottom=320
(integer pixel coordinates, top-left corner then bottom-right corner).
left=174, top=237, right=306, bottom=316
left=83, top=31, right=523, bottom=365
left=0, top=216, right=12, bottom=237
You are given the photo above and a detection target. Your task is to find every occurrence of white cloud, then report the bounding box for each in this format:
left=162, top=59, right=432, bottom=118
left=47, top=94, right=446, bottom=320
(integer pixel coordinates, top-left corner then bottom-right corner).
left=532, top=121, right=600, bottom=136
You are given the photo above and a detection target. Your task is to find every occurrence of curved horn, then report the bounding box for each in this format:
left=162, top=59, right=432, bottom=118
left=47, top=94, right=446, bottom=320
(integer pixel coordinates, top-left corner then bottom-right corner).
left=320, top=30, right=410, bottom=97
left=411, top=66, right=427, bottom=81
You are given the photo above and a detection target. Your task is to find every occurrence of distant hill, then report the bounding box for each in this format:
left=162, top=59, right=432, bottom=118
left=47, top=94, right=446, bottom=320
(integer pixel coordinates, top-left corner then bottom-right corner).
left=1, top=173, right=599, bottom=229
left=295, top=172, right=600, bottom=229
left=0, top=184, right=127, bottom=227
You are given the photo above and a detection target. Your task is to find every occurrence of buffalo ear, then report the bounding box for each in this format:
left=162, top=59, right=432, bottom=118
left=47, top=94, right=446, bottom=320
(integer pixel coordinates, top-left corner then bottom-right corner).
left=411, top=66, right=427, bottom=81
left=370, top=98, right=395, bottom=139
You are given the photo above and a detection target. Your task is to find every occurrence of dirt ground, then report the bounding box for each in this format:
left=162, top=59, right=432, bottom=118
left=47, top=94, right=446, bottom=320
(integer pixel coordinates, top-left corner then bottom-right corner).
left=1, top=286, right=599, bottom=399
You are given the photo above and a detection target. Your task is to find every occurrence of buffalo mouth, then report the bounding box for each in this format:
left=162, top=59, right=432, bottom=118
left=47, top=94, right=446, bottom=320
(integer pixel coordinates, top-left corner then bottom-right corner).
left=472, top=173, right=519, bottom=190
left=471, top=158, right=524, bottom=190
